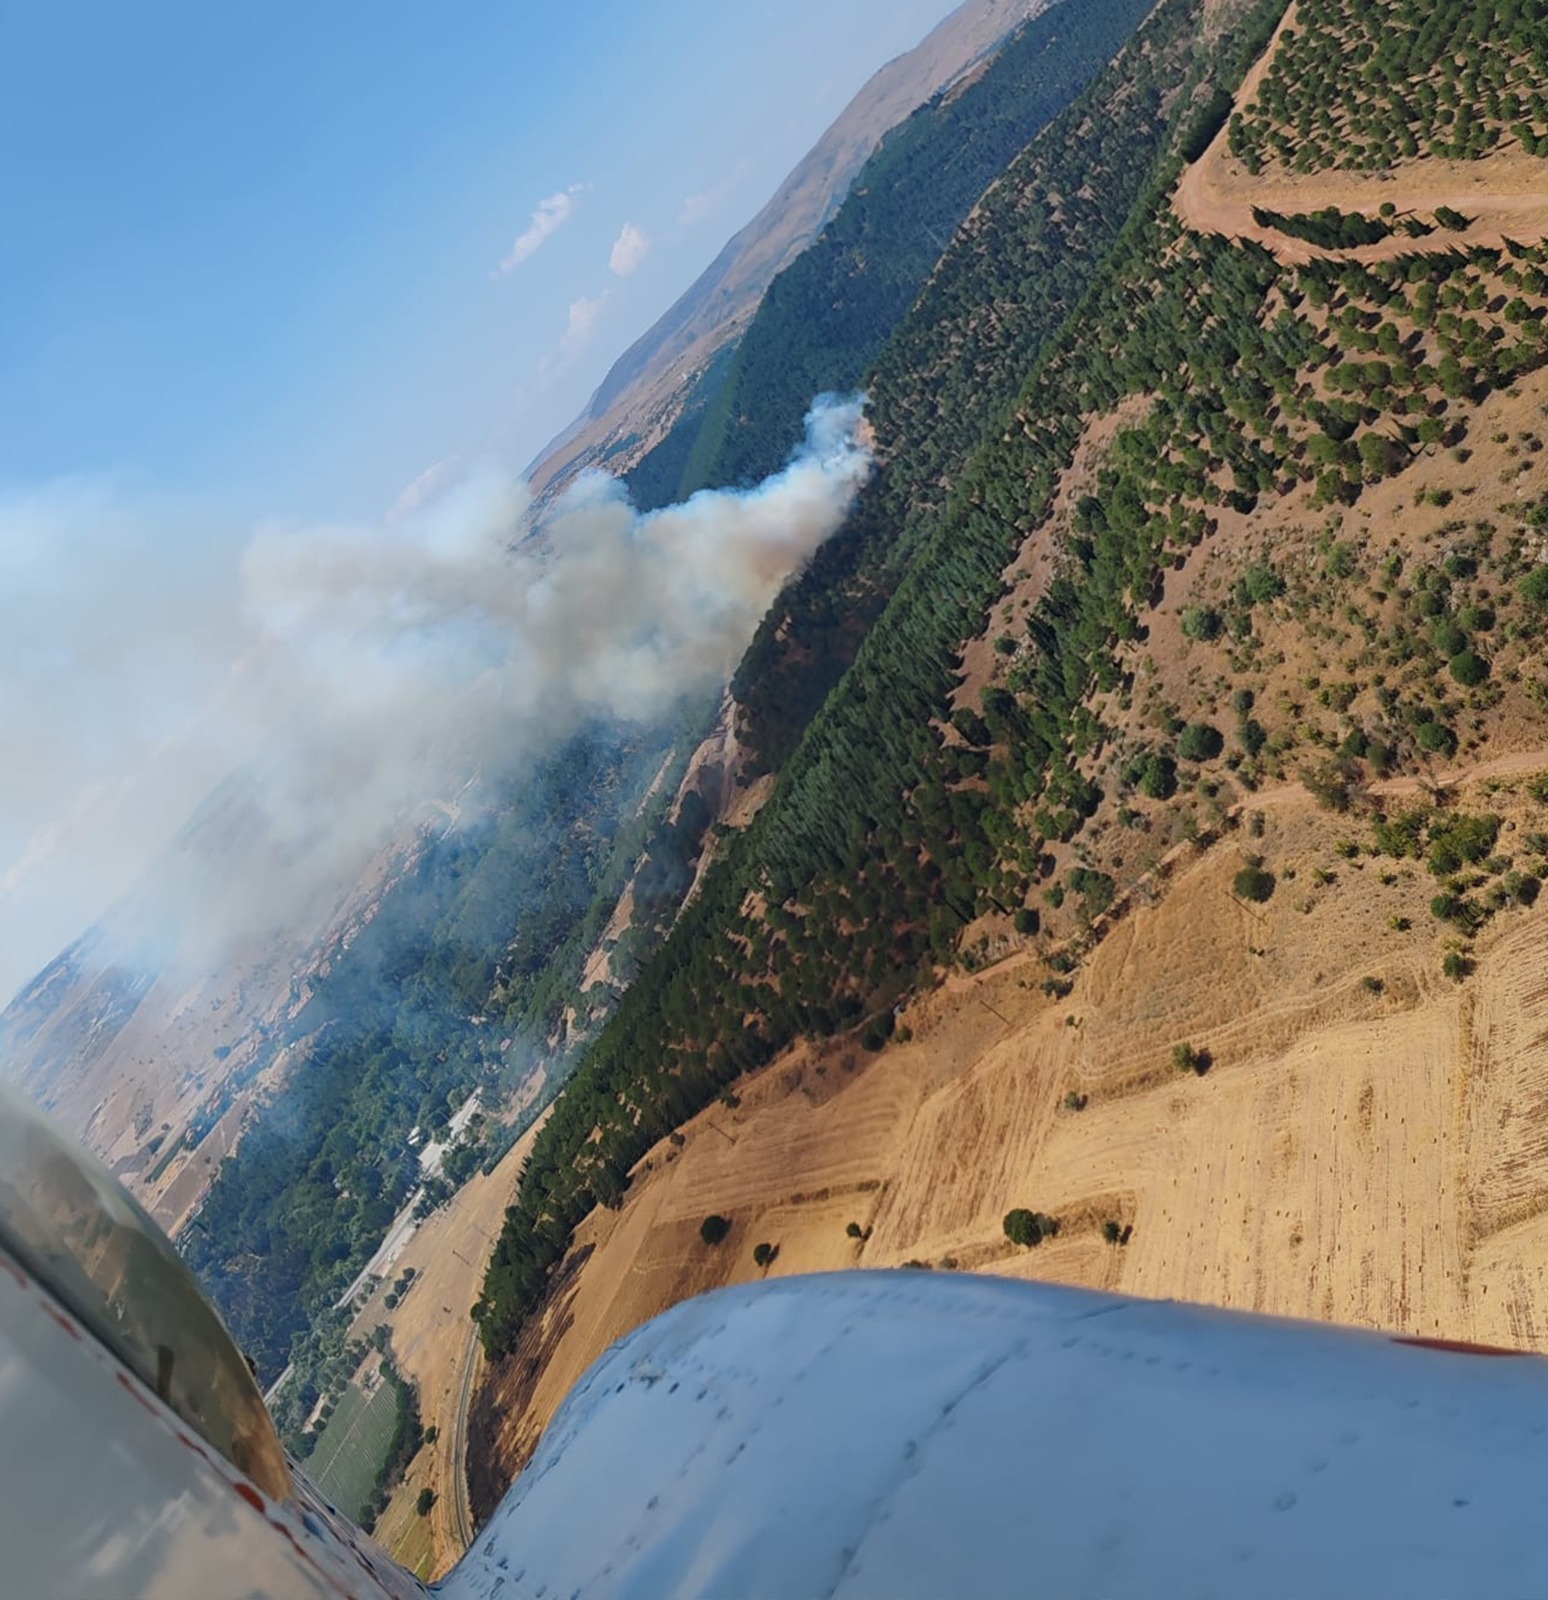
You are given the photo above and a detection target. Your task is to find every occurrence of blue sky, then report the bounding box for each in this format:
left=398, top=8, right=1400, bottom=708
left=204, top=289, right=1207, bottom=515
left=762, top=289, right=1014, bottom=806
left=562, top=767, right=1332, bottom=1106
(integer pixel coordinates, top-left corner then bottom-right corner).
left=0, top=0, right=966, bottom=1002
left=1, top=0, right=961, bottom=522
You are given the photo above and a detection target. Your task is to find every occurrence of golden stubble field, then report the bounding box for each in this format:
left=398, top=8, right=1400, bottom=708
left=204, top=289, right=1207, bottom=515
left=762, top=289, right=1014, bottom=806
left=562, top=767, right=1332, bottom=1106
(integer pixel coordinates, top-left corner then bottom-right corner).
left=474, top=773, right=1548, bottom=1503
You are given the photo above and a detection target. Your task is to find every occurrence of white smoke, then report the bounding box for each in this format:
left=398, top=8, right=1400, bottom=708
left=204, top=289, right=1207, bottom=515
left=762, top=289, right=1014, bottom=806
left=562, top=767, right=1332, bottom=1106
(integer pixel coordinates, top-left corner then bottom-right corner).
left=0, top=396, right=872, bottom=997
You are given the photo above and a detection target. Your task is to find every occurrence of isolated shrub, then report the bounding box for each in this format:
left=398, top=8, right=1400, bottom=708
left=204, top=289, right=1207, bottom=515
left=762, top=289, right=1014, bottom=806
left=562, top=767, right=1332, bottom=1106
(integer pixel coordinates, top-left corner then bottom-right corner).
left=1521, top=567, right=1548, bottom=607
left=1172, top=1041, right=1210, bottom=1075
left=1234, top=863, right=1276, bottom=903
left=1140, top=752, right=1178, bottom=799
left=752, top=1241, right=779, bottom=1269
left=1004, top=1208, right=1039, bottom=1247
left=1415, top=721, right=1457, bottom=757
left=1449, top=649, right=1490, bottom=687
left=700, top=1214, right=731, bottom=1246
left=1442, top=951, right=1474, bottom=982
left=416, top=1488, right=435, bottom=1517
left=1431, top=620, right=1468, bottom=657
left=1003, top=1209, right=1058, bottom=1247
left=1181, top=605, right=1224, bottom=641
left=1238, top=562, right=1285, bottom=605
left=1238, top=718, right=1268, bottom=756
left=1014, top=908, right=1040, bottom=936
left=1177, top=722, right=1224, bottom=762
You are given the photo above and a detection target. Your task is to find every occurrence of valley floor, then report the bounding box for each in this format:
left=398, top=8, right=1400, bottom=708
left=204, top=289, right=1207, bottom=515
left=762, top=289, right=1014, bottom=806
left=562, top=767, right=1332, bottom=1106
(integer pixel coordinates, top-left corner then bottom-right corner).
left=345, top=1108, right=550, bottom=1579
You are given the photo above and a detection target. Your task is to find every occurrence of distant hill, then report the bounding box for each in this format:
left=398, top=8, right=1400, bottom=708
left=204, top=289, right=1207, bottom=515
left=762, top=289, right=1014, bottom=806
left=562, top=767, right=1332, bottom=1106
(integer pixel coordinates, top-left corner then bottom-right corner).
left=523, top=0, right=1059, bottom=501
left=624, top=0, right=1155, bottom=512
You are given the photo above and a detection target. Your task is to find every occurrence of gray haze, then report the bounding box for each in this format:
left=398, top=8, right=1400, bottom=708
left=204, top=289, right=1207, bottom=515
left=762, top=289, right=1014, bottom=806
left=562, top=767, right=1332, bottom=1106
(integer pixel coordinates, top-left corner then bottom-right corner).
left=0, top=397, right=872, bottom=1003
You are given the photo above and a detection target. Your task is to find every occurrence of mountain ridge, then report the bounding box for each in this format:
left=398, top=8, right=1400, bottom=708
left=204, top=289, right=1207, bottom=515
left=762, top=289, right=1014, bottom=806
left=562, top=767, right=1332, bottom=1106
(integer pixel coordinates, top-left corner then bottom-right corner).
left=522, top=0, right=1059, bottom=500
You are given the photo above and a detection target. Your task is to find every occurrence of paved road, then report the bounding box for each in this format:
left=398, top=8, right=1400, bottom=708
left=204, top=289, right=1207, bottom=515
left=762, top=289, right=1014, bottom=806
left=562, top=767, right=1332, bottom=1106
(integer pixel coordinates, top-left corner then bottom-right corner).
left=446, top=1323, right=481, bottom=1552
left=333, top=1186, right=425, bottom=1310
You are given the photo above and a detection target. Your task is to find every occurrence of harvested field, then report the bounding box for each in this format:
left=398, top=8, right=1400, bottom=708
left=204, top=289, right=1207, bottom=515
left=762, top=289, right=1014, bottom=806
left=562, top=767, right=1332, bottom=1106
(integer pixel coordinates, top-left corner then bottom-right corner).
left=473, top=771, right=1548, bottom=1504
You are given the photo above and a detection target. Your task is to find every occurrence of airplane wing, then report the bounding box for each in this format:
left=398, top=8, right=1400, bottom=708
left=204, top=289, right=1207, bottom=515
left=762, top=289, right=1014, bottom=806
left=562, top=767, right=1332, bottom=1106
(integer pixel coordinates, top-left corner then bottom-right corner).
left=444, top=1271, right=1548, bottom=1600
left=7, top=1076, right=1548, bottom=1600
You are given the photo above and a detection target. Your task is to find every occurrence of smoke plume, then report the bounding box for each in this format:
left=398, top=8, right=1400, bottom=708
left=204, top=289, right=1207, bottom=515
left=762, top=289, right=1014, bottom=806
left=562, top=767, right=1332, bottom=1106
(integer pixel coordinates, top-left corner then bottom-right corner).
left=0, top=396, right=872, bottom=998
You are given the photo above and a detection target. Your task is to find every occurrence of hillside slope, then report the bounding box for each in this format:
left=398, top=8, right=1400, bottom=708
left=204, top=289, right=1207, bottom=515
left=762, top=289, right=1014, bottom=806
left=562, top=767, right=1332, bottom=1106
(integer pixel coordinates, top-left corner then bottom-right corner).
left=472, top=0, right=1548, bottom=1499
left=625, top=0, right=1157, bottom=510
left=472, top=0, right=1286, bottom=1363
left=472, top=762, right=1548, bottom=1504
left=524, top=0, right=1057, bottom=500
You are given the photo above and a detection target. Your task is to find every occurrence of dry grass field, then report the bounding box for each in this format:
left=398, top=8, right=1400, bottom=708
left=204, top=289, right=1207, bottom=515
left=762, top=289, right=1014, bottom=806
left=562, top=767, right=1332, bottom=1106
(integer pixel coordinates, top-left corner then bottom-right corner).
left=471, top=764, right=1548, bottom=1504
left=349, top=1108, right=549, bottom=1577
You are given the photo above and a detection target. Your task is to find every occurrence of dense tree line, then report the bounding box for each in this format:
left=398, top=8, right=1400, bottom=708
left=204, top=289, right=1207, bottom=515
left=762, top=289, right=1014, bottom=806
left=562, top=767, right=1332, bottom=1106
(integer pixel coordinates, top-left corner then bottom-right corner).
left=474, top=0, right=1292, bottom=1361
left=730, top=0, right=1274, bottom=775
left=1252, top=206, right=1392, bottom=248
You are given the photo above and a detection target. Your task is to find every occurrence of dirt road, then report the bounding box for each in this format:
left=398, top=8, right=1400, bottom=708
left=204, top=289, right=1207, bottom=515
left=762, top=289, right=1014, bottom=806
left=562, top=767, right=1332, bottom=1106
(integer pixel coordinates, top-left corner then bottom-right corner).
left=1172, top=3, right=1548, bottom=262
left=354, top=1105, right=551, bottom=1578
left=445, top=1327, right=480, bottom=1551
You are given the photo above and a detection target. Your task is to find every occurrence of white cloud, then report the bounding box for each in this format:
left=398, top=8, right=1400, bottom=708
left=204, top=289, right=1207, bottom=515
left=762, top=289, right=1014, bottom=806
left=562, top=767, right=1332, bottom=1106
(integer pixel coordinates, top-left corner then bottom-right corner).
left=496, top=183, right=587, bottom=276
left=561, top=292, right=608, bottom=357
left=608, top=221, right=651, bottom=277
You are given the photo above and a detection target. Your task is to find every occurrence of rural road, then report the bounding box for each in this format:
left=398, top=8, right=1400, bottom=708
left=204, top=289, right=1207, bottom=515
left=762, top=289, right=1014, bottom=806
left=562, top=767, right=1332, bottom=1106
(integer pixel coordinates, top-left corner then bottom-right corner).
left=446, top=1323, right=481, bottom=1552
